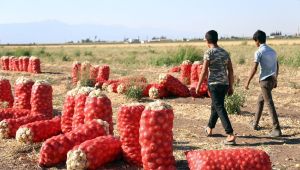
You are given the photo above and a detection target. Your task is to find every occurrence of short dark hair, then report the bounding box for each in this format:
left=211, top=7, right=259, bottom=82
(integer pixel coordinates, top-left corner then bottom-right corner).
left=253, top=30, right=266, bottom=43
left=205, top=30, right=218, bottom=44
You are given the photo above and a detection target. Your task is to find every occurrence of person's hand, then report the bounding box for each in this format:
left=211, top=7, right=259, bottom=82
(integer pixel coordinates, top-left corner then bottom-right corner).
left=227, top=86, right=234, bottom=96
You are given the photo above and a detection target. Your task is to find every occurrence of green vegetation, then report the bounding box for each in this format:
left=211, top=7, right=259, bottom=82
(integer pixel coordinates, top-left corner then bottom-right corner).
left=278, top=52, right=300, bottom=67
left=150, top=46, right=203, bottom=66
left=125, top=85, right=144, bottom=101
left=238, top=56, right=246, bottom=65
left=1, top=40, right=300, bottom=69
left=225, top=88, right=246, bottom=115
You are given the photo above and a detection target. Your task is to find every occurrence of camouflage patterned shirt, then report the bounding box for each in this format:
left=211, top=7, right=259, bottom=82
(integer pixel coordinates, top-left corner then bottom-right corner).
left=204, top=47, right=230, bottom=85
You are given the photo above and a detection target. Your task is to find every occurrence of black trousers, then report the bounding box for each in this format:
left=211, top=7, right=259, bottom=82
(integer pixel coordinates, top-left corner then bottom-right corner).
left=207, top=84, right=234, bottom=135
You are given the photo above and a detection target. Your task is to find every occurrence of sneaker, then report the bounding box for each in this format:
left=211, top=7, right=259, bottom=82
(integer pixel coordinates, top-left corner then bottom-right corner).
left=249, top=121, right=261, bottom=131
left=269, top=129, right=282, bottom=137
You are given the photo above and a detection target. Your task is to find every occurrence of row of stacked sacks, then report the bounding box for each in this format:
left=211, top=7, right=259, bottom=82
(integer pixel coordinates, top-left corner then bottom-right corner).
left=72, top=60, right=208, bottom=99
left=71, top=61, right=110, bottom=86
left=0, top=56, right=41, bottom=73
left=0, top=77, right=54, bottom=139
left=102, top=73, right=208, bottom=99
left=59, top=87, right=114, bottom=135
left=63, top=99, right=272, bottom=170
left=169, top=60, right=210, bottom=97
left=40, top=86, right=119, bottom=168
left=42, top=99, right=176, bottom=169
left=0, top=77, right=52, bottom=116
left=1, top=80, right=272, bottom=170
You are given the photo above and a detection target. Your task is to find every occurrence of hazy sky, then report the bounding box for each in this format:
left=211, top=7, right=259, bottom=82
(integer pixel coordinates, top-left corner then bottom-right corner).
left=0, top=0, right=300, bottom=37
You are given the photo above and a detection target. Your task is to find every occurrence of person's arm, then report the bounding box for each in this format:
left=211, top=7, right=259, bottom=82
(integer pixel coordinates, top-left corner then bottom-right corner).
left=196, top=60, right=208, bottom=94
left=227, top=59, right=234, bottom=95
left=245, top=62, right=259, bottom=90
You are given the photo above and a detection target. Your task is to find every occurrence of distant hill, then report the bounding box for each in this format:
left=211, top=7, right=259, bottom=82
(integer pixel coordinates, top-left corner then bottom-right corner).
left=0, top=20, right=198, bottom=44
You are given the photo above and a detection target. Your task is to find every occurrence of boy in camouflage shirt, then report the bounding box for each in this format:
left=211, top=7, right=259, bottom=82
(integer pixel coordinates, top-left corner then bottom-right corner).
left=196, top=30, right=236, bottom=144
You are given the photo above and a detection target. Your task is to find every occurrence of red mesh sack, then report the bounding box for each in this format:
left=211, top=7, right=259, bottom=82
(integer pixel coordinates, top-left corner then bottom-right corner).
left=96, top=65, right=110, bottom=83
left=66, top=135, right=121, bottom=170
left=116, top=81, right=147, bottom=95
left=190, top=61, right=202, bottom=83
left=13, top=77, right=34, bottom=109
left=185, top=148, right=272, bottom=170
left=18, top=57, right=24, bottom=71
left=71, top=61, right=81, bottom=85
left=180, top=60, right=192, bottom=85
left=102, top=79, right=119, bottom=91
left=119, top=75, right=147, bottom=84
left=0, top=77, right=14, bottom=108
left=149, top=84, right=168, bottom=99
left=80, top=61, right=91, bottom=80
left=11, top=57, right=19, bottom=71
left=15, top=57, right=20, bottom=71
left=169, top=66, right=181, bottom=73
left=189, top=81, right=208, bottom=98
left=116, top=83, right=129, bottom=94
left=84, top=90, right=113, bottom=134
left=61, top=88, right=78, bottom=133
left=0, top=114, right=47, bottom=139
left=19, top=56, right=29, bottom=72
left=142, top=84, right=154, bottom=97
left=9, top=56, right=14, bottom=71
left=2, top=56, right=10, bottom=70
left=139, top=101, right=176, bottom=170
left=30, top=80, right=53, bottom=117
left=159, top=74, right=190, bottom=97
left=107, top=81, right=121, bottom=93
left=16, top=116, right=61, bottom=144
left=0, top=108, right=30, bottom=121
left=22, top=57, right=29, bottom=72
left=114, top=75, right=147, bottom=94
left=72, top=87, right=94, bottom=130
left=19, top=56, right=25, bottom=71
left=29, top=56, right=41, bottom=73
left=38, top=119, right=109, bottom=167
left=0, top=56, right=4, bottom=70
left=89, top=65, right=99, bottom=81
left=117, top=103, right=145, bottom=166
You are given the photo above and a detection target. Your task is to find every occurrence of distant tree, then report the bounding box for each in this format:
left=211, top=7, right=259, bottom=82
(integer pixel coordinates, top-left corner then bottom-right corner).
left=81, top=38, right=92, bottom=43
left=270, top=31, right=282, bottom=36
left=160, top=36, right=167, bottom=40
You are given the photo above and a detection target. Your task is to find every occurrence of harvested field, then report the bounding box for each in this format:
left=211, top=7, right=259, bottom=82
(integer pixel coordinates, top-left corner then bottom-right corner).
left=1, top=41, right=300, bottom=169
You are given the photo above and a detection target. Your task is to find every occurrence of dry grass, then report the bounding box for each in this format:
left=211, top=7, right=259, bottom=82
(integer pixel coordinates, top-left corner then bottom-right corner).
left=1, top=40, right=300, bottom=169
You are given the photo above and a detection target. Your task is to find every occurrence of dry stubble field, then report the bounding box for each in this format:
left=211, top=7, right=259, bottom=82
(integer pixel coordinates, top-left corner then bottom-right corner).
left=0, top=40, right=300, bottom=170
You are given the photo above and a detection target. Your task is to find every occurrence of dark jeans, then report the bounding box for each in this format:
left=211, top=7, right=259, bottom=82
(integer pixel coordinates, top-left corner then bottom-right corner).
left=208, top=84, right=234, bottom=134
left=255, top=76, right=280, bottom=130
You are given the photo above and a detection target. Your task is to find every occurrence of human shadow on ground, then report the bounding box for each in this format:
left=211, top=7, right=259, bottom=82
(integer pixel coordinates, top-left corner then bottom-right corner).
left=53, top=109, right=61, bottom=116
left=238, top=111, right=254, bottom=117
left=41, top=71, right=64, bottom=75
left=173, top=141, right=200, bottom=151
left=138, top=98, right=155, bottom=103
left=176, top=160, right=189, bottom=170
left=173, top=144, right=200, bottom=151
left=235, top=135, right=300, bottom=147
left=173, top=142, right=195, bottom=170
